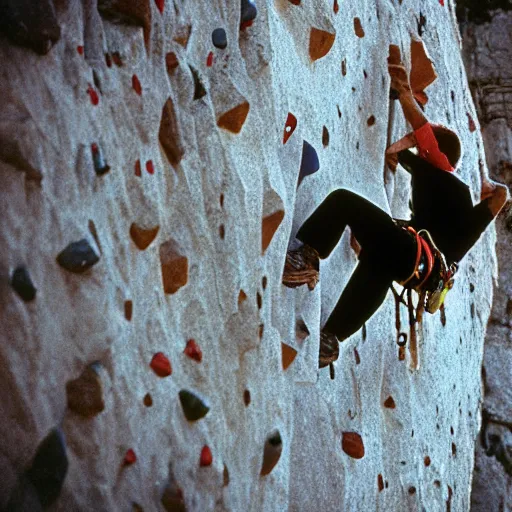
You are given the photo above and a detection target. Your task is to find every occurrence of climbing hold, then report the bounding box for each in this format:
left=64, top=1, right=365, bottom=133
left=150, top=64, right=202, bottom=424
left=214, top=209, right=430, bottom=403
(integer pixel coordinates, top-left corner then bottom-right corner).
left=105, top=53, right=112, bottom=67
left=150, top=352, right=172, bottom=377
left=132, top=74, right=142, bottom=95
left=295, top=319, right=310, bottom=342
left=0, top=0, right=61, bottom=54
left=261, top=210, right=285, bottom=254
left=159, top=98, right=184, bottom=169
left=283, top=113, right=297, bottom=144
left=217, top=102, right=250, bottom=134
left=383, top=396, right=396, bottom=409
left=410, top=40, right=437, bottom=106
left=123, top=449, right=137, bottom=466
left=155, top=0, right=164, bottom=14
left=124, top=300, right=133, bottom=321
left=241, top=0, right=257, bottom=28
left=56, top=239, right=99, bottom=274
left=309, top=28, right=336, bottom=62
left=91, top=143, right=111, bottom=175
left=439, top=0, right=445, bottom=5
left=243, top=389, right=251, bottom=406
left=145, top=160, right=154, bottom=174
left=353, top=348, right=360, bottom=364
left=179, top=390, right=210, bottom=421
left=77, top=45, right=84, bottom=55
left=26, top=428, right=68, bottom=508
left=238, top=290, right=248, bottom=304
left=199, top=446, right=213, bottom=467
left=161, top=484, right=185, bottom=512
left=367, top=115, right=376, bottom=127
left=288, top=0, right=301, bottom=4
left=11, top=266, right=37, bottom=302
left=184, top=339, right=202, bottom=362
left=341, top=59, right=347, bottom=76
left=260, top=430, right=282, bottom=476
left=112, top=52, right=123, bottom=66
left=206, top=51, right=214, bottom=67
left=173, top=25, right=192, bottom=48
left=353, top=18, right=365, bottom=38
left=165, top=52, right=179, bottom=74
left=143, top=393, right=153, bottom=407
left=135, top=160, right=142, bottom=177
left=378, top=474, right=384, bottom=492
left=467, top=113, right=476, bottom=132
left=424, top=456, right=431, bottom=467
left=223, top=465, right=230, bottom=486
left=87, top=84, right=99, bottom=106
left=322, top=126, right=329, bottom=147
left=190, top=66, right=207, bottom=100
left=298, top=140, right=320, bottom=185
left=281, top=343, right=298, bottom=370
left=159, top=239, right=188, bottom=294
left=130, top=223, right=160, bottom=250
left=342, top=432, right=365, bottom=459
left=212, top=28, right=227, bottom=49
left=333, top=0, right=339, bottom=13
left=66, top=363, right=105, bottom=417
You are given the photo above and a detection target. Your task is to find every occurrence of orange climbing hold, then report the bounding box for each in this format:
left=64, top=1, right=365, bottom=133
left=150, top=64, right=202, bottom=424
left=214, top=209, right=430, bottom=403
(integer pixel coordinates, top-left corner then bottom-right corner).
left=261, top=210, right=285, bottom=254
left=309, top=28, right=336, bottom=62
left=159, top=239, right=188, bottom=294
left=165, top=52, right=179, bottom=74
left=217, top=102, right=250, bottom=133
left=200, top=446, right=213, bottom=467
left=150, top=352, right=172, bottom=377
left=281, top=343, right=298, bottom=370
left=341, top=432, right=365, bottom=459
left=384, top=396, right=396, bottom=409
left=159, top=97, right=184, bottom=168
left=184, top=339, right=203, bottom=363
left=130, top=223, right=160, bottom=250
left=283, top=113, right=297, bottom=144
left=354, top=18, right=365, bottom=38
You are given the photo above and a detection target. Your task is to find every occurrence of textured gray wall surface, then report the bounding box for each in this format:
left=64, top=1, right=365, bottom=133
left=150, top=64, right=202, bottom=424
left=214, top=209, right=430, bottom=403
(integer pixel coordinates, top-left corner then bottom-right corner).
left=0, top=0, right=497, bottom=510
left=462, top=11, right=512, bottom=512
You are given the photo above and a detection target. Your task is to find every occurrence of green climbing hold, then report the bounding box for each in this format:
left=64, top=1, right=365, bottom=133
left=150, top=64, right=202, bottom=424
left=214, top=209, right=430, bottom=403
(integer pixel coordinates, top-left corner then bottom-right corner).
left=178, top=390, right=210, bottom=421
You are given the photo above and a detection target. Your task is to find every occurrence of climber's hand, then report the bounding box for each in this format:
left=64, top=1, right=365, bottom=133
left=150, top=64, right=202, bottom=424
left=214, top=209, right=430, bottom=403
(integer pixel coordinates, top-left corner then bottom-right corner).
left=388, top=64, right=412, bottom=96
left=385, top=151, right=399, bottom=172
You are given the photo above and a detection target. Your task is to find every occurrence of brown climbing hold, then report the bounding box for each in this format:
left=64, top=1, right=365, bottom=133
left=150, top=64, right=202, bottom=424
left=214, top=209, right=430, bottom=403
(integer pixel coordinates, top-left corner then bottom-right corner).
left=467, top=113, right=476, bottom=132
left=384, top=396, right=396, bottom=409
left=424, top=456, right=431, bottom=467
left=353, top=348, right=360, bottom=365
left=283, top=113, right=297, bottom=144
left=161, top=485, right=185, bottom=512
left=124, top=300, right=133, bottom=321
left=260, top=430, right=282, bottom=476
left=288, top=0, right=301, bottom=4
left=333, top=0, right=339, bottom=13
left=243, top=389, right=251, bottom=406
left=353, top=18, right=365, bottom=38
left=322, top=126, right=329, bottom=147
left=143, top=393, right=153, bottom=407
left=262, top=210, right=285, bottom=254
left=159, top=239, right=188, bottom=294
left=398, top=345, right=406, bottom=361
left=309, top=28, right=336, bottom=62
left=130, top=223, right=160, bottom=250
left=174, top=25, right=192, bottom=48
left=341, top=432, right=365, bottom=459
left=367, top=115, right=375, bottom=126
left=341, top=59, right=347, bottom=76
left=217, top=102, right=250, bottom=134
left=281, top=343, right=298, bottom=370
left=378, top=474, right=384, bottom=492
left=66, top=363, right=105, bottom=417
left=410, top=40, right=437, bottom=106
left=159, top=98, right=184, bottom=168
left=238, top=290, right=247, bottom=304
left=165, top=52, right=179, bottom=74
left=223, top=465, right=230, bottom=486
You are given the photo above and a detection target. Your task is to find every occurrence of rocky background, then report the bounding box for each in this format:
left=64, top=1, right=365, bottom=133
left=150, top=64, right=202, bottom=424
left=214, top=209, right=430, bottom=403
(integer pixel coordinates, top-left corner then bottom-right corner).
left=0, top=0, right=499, bottom=511
left=459, top=4, right=512, bottom=511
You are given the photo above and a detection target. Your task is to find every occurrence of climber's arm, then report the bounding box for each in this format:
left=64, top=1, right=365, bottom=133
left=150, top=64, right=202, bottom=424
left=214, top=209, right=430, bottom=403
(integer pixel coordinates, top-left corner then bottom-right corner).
left=484, top=182, right=509, bottom=217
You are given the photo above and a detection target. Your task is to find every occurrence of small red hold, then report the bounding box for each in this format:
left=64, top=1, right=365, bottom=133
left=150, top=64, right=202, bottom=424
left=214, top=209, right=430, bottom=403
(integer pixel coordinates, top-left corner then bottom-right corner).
left=467, top=113, right=476, bottom=132
left=240, top=20, right=254, bottom=30
left=132, top=74, right=142, bottom=95
left=87, top=84, right=99, bottom=106
left=206, top=51, right=214, bottom=67
left=145, top=160, right=155, bottom=174
left=155, top=0, right=164, bottom=13
left=123, top=449, right=137, bottom=466
left=150, top=352, right=172, bottom=377
left=91, top=143, right=98, bottom=155
left=184, top=339, right=203, bottom=363
left=77, top=45, right=84, bottom=55
left=283, top=113, right=297, bottom=144
left=200, top=445, right=213, bottom=467
left=439, top=0, right=445, bottom=5
left=112, top=52, right=123, bottom=67
left=333, top=0, right=339, bottom=13
left=135, top=159, right=142, bottom=177
left=105, top=53, right=112, bottom=67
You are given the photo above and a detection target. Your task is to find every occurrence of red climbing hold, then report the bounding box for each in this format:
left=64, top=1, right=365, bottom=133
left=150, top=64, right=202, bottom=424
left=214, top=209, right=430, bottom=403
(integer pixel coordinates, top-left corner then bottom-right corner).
left=200, top=446, right=213, bottom=467
left=87, top=84, right=99, bottom=106
left=124, top=449, right=137, bottom=466
left=439, top=0, right=445, bottom=5
left=206, top=51, right=214, bottom=67
left=132, top=74, right=142, bottom=95
left=112, top=52, right=123, bottom=67
left=333, top=0, right=339, bottom=13
left=155, top=0, right=164, bottom=14
left=135, top=159, right=142, bottom=177
left=146, top=160, right=155, bottom=174
left=77, top=45, right=84, bottom=55
left=150, top=352, right=172, bottom=377
left=105, top=53, right=112, bottom=67
left=184, top=339, right=203, bottom=363
left=467, top=113, right=476, bottom=132
left=283, top=113, right=297, bottom=144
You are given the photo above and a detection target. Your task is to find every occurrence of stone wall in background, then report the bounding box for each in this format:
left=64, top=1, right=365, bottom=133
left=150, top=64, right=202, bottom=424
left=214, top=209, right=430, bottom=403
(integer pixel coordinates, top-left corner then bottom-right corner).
left=461, top=10, right=512, bottom=512
left=0, top=1, right=497, bottom=510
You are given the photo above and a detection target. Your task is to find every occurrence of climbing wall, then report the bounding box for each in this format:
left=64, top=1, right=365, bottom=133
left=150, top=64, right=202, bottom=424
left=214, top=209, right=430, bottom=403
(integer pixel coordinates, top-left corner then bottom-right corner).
left=0, top=0, right=496, bottom=510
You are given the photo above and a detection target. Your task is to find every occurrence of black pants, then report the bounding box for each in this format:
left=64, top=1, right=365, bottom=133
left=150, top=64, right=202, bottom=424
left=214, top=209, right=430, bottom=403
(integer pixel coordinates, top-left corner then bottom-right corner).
left=297, top=151, right=493, bottom=341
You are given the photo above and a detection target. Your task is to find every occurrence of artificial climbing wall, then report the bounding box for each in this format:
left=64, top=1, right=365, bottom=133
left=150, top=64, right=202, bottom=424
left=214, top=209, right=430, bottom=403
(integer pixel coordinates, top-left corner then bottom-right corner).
left=0, top=0, right=497, bottom=511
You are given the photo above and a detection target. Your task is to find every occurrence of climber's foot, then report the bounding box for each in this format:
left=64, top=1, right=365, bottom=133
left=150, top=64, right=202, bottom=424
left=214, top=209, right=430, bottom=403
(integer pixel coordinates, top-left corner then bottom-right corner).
left=319, top=330, right=340, bottom=369
left=282, top=244, right=320, bottom=291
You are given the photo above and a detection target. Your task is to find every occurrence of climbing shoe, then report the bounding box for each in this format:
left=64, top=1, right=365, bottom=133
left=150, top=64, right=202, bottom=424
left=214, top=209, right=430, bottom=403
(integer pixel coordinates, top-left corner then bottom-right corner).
left=282, top=244, right=320, bottom=291
left=319, top=330, right=340, bottom=369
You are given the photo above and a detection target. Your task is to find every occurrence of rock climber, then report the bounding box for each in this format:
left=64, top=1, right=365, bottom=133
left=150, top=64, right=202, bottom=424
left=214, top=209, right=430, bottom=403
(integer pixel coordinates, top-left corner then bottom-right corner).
left=282, top=45, right=510, bottom=373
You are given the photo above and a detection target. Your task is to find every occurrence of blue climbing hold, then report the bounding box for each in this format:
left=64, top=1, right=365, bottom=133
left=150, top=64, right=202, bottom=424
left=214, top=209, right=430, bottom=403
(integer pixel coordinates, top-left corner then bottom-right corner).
left=241, top=0, right=257, bottom=24
left=11, top=266, right=37, bottom=301
left=298, top=141, right=320, bottom=185
left=212, top=28, right=227, bottom=49
left=56, top=239, right=100, bottom=273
